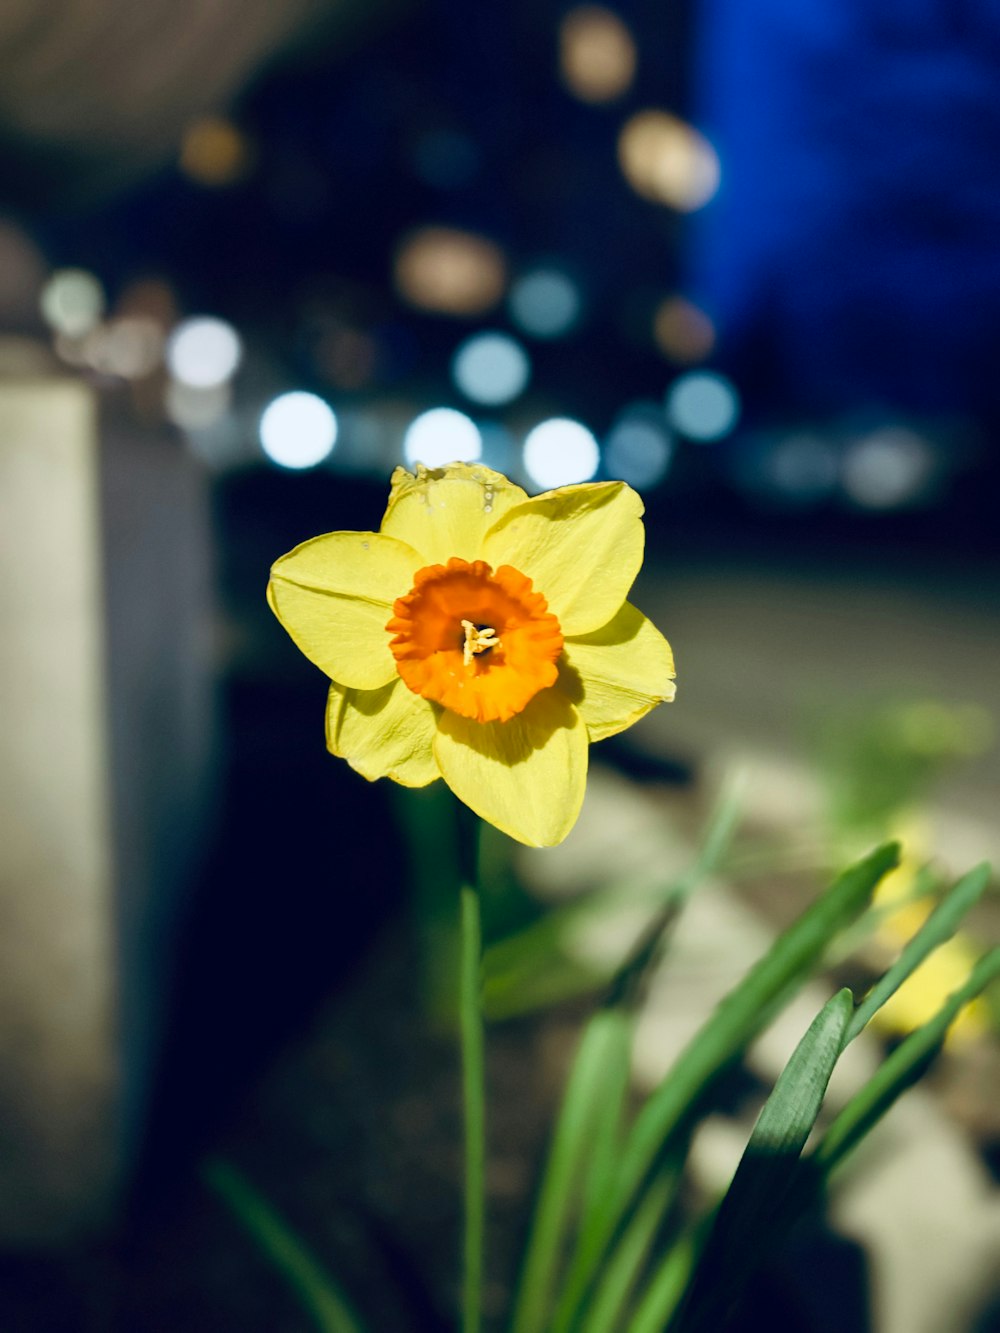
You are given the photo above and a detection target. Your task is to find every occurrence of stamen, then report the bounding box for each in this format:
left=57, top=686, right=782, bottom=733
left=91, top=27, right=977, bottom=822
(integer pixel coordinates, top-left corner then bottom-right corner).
left=462, top=619, right=501, bottom=666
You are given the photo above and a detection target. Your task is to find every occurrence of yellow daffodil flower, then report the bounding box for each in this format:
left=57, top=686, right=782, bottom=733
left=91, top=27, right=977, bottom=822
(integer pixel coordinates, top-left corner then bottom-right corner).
left=267, top=462, right=675, bottom=846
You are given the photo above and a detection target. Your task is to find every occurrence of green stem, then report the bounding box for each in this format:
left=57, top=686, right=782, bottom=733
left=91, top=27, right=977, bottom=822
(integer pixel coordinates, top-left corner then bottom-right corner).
left=460, top=880, right=486, bottom=1333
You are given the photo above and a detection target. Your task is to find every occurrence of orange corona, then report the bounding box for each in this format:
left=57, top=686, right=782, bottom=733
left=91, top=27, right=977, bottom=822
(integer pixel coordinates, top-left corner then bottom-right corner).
left=387, top=557, right=564, bottom=723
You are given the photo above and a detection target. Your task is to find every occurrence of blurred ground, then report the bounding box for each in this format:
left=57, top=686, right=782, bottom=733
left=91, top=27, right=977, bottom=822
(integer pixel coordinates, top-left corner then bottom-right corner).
left=0, top=544, right=997, bottom=1332
left=639, top=546, right=1000, bottom=845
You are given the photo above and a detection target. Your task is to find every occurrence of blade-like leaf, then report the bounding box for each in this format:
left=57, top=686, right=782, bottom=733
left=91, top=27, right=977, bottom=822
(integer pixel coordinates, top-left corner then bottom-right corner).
left=630, top=1228, right=699, bottom=1333
left=710, top=988, right=853, bottom=1231
left=551, top=842, right=899, bottom=1331
left=816, top=945, right=1000, bottom=1173
left=578, top=1017, right=633, bottom=1233
left=846, top=862, right=991, bottom=1041
left=673, top=989, right=854, bottom=1333
left=510, top=1008, right=632, bottom=1333
left=579, top=1170, right=676, bottom=1333
left=525, top=778, right=746, bottom=1327
left=204, top=1159, right=367, bottom=1333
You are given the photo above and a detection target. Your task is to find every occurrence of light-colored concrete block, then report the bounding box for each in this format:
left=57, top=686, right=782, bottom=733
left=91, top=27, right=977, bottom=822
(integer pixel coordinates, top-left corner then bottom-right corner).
left=0, top=378, right=117, bottom=1241
left=0, top=377, right=217, bottom=1242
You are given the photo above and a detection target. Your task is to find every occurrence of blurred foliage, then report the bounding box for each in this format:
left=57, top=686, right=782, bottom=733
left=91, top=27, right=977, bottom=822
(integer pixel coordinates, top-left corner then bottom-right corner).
left=809, top=696, right=994, bottom=844
left=212, top=842, right=1000, bottom=1331
left=212, top=696, right=1000, bottom=1331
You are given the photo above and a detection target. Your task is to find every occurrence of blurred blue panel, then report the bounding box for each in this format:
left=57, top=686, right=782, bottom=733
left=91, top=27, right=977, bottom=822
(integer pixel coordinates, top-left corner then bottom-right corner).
left=690, top=0, right=1000, bottom=417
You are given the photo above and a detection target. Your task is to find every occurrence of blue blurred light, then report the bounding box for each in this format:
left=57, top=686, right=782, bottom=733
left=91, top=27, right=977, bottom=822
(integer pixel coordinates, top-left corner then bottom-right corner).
left=452, top=331, right=531, bottom=406
left=259, top=392, right=337, bottom=469
left=508, top=269, right=582, bottom=339
left=730, top=431, right=839, bottom=508
left=523, top=417, right=599, bottom=488
left=605, top=409, right=674, bottom=489
left=665, top=370, right=740, bottom=441
left=167, top=316, right=242, bottom=388
left=841, top=427, right=936, bottom=509
left=403, top=407, right=482, bottom=467
left=39, top=268, right=105, bottom=337
left=767, top=432, right=838, bottom=502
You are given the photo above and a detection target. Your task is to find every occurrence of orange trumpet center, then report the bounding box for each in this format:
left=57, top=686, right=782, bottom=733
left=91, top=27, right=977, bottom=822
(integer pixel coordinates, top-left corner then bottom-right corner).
left=386, top=557, right=564, bottom=723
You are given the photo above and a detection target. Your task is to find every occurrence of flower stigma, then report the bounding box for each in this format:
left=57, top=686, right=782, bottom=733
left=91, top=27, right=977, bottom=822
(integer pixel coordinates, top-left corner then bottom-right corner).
left=387, top=556, right=564, bottom=724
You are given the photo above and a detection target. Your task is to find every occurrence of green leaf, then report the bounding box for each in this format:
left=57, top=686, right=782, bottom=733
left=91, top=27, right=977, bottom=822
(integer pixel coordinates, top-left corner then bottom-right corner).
left=510, top=1008, right=632, bottom=1333
left=673, top=990, right=854, bottom=1333
left=550, top=842, right=899, bottom=1331
left=825, top=861, right=942, bottom=967
left=816, top=945, right=1000, bottom=1173
left=577, top=1016, right=634, bottom=1235
left=204, top=1159, right=368, bottom=1333
left=579, top=1169, right=676, bottom=1333
left=630, top=1227, right=699, bottom=1333
left=482, top=922, right=605, bottom=1019
left=846, top=862, right=992, bottom=1042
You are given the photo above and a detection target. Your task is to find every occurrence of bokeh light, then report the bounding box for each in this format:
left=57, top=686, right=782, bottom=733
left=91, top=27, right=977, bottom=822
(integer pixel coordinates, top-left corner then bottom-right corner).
left=116, top=277, right=179, bottom=329
left=179, top=116, right=252, bottom=187
left=39, top=269, right=105, bottom=337
left=732, top=431, right=840, bottom=508
left=166, top=381, right=232, bottom=431
left=53, top=333, right=91, bottom=368
left=523, top=418, right=600, bottom=489
left=85, top=317, right=165, bottom=379
left=312, top=324, right=380, bottom=391
left=182, top=413, right=247, bottom=472
left=653, top=296, right=716, bottom=363
left=394, top=227, right=506, bottom=316
left=403, top=407, right=482, bottom=468
left=559, top=5, right=637, bottom=104
left=166, top=316, right=243, bottom=388
left=508, top=268, right=582, bottom=339
left=452, top=332, right=531, bottom=406
left=841, top=427, right=937, bottom=510
left=618, top=111, right=720, bottom=212
left=665, top=370, right=740, bottom=441
left=604, top=406, right=674, bottom=490
left=259, top=392, right=338, bottom=469
left=766, top=433, right=839, bottom=504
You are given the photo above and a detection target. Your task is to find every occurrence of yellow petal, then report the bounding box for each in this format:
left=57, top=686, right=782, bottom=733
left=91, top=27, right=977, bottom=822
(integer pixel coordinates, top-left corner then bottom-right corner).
left=561, top=602, right=676, bottom=742
left=269, top=530, right=420, bottom=689
left=379, top=462, right=529, bottom=565
left=483, top=482, right=644, bottom=635
left=326, top=678, right=440, bottom=787
left=433, top=689, right=588, bottom=846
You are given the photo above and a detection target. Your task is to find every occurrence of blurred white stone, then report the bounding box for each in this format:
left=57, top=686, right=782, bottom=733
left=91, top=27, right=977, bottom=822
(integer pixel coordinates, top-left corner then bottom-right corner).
left=831, top=1095, right=1000, bottom=1333
left=0, top=377, right=216, bottom=1241
left=0, top=379, right=116, bottom=1242
left=518, top=762, right=691, bottom=901
left=631, top=866, right=1000, bottom=1333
